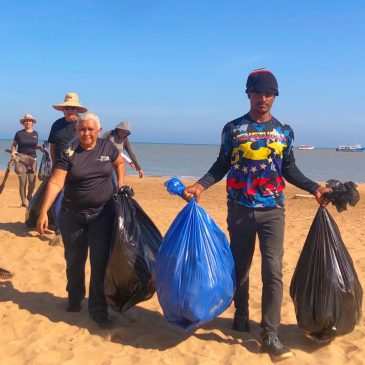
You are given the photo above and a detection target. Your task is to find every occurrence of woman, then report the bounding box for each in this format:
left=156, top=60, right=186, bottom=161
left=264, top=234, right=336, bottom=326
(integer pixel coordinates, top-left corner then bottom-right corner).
left=37, top=112, right=125, bottom=329
left=103, top=121, right=144, bottom=178
left=11, top=114, right=41, bottom=207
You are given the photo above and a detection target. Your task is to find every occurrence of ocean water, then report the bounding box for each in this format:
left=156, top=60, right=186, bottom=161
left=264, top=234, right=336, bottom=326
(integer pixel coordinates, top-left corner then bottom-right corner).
left=0, top=139, right=364, bottom=183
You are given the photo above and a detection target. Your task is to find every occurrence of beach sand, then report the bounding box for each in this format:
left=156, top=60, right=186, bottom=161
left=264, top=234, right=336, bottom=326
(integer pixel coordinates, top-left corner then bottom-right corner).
left=0, top=174, right=364, bottom=365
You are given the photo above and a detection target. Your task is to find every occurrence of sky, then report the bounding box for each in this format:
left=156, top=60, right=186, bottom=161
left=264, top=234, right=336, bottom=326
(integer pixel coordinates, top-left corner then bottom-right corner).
left=0, top=0, right=364, bottom=147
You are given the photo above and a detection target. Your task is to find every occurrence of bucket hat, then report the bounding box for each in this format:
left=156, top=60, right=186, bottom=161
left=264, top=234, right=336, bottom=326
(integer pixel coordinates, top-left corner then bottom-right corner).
left=52, top=92, right=88, bottom=113
left=20, top=114, right=37, bottom=124
left=115, top=121, right=131, bottom=132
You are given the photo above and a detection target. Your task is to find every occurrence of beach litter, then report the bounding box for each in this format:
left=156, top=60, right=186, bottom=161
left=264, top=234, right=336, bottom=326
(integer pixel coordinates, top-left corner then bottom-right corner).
left=290, top=206, right=363, bottom=343
left=105, top=186, right=162, bottom=313
left=155, top=178, right=235, bottom=331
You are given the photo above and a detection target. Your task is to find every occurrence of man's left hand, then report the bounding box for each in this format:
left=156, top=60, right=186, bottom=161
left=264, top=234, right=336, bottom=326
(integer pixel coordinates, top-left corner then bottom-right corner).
left=314, top=186, right=333, bottom=206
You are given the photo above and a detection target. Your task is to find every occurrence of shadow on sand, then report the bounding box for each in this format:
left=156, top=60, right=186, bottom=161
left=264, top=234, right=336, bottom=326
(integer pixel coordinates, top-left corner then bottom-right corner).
left=0, top=281, right=327, bottom=353
left=0, top=221, right=54, bottom=243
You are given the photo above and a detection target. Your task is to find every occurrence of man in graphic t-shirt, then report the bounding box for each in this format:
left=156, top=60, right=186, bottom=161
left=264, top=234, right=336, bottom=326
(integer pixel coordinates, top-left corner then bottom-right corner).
left=183, top=69, right=332, bottom=360
left=47, top=93, right=88, bottom=246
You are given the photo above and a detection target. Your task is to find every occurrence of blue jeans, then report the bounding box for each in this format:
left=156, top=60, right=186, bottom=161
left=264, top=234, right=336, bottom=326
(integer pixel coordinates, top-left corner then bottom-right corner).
left=51, top=189, right=64, bottom=235
left=58, top=203, right=114, bottom=316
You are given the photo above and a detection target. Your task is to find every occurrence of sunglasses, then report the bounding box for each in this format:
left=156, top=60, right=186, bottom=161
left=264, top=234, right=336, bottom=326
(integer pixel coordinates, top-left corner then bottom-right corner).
left=64, top=106, right=78, bottom=111
left=24, top=120, right=33, bottom=123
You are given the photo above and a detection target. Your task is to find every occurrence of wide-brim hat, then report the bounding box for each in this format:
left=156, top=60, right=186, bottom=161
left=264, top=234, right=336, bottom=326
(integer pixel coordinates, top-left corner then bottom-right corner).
left=52, top=92, right=88, bottom=113
left=20, top=114, right=37, bottom=124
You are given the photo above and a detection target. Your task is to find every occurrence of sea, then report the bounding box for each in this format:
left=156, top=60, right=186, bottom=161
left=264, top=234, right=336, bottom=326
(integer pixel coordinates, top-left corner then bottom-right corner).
left=1, top=139, right=364, bottom=183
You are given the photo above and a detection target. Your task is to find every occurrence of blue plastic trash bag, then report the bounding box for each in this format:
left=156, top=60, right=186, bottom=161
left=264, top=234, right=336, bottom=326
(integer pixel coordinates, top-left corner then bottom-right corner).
left=155, top=178, right=236, bottom=330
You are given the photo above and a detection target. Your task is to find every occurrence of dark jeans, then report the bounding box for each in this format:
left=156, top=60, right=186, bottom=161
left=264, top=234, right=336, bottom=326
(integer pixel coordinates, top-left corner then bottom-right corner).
left=227, top=200, right=285, bottom=335
left=51, top=189, right=64, bottom=235
left=58, top=203, right=114, bottom=316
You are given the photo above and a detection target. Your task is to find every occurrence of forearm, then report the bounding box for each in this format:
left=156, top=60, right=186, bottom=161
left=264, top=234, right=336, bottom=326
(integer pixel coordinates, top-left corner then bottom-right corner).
left=39, top=176, right=64, bottom=215
left=282, top=152, right=319, bottom=194
left=198, top=158, right=230, bottom=189
left=124, top=141, right=142, bottom=170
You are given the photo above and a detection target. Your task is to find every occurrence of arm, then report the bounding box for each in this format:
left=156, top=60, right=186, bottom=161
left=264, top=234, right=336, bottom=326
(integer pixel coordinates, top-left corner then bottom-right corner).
left=282, top=149, right=331, bottom=204
left=113, top=155, right=126, bottom=188
left=183, top=123, right=232, bottom=202
left=11, top=141, right=17, bottom=155
left=36, top=168, right=67, bottom=235
left=123, top=138, right=144, bottom=177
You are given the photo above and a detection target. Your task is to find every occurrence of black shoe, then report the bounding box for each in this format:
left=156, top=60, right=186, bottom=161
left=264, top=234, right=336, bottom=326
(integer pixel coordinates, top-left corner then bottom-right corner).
left=91, top=313, right=113, bottom=329
left=261, top=333, right=292, bottom=360
left=21, top=203, right=28, bottom=208
left=66, top=302, right=82, bottom=312
left=232, top=314, right=250, bottom=332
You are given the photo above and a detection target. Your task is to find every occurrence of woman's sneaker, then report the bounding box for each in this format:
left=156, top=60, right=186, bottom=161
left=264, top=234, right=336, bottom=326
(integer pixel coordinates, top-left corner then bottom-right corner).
left=261, top=333, right=292, bottom=360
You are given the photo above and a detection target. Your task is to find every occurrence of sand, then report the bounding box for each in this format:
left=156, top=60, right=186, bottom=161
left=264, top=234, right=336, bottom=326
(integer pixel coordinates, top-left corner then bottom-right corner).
left=0, top=173, right=364, bottom=365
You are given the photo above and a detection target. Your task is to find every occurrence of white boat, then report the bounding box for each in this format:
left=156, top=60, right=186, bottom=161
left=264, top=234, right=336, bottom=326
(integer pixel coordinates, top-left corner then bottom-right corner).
left=336, top=144, right=365, bottom=152
left=298, top=145, right=315, bottom=150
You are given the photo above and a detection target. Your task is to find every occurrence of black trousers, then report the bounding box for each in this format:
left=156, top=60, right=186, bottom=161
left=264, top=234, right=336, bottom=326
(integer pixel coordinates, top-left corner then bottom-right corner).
left=227, top=200, right=285, bottom=334
left=58, top=203, right=114, bottom=316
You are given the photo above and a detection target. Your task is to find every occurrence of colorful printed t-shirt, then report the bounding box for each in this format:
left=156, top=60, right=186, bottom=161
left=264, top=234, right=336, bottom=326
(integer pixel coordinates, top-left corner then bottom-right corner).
left=224, top=114, right=293, bottom=207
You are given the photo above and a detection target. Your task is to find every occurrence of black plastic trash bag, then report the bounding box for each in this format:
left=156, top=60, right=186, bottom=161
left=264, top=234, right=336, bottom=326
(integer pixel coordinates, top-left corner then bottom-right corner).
left=290, top=207, right=363, bottom=342
left=38, top=143, right=52, bottom=181
left=25, top=177, right=54, bottom=229
left=105, top=186, right=163, bottom=313
left=325, top=179, right=360, bottom=212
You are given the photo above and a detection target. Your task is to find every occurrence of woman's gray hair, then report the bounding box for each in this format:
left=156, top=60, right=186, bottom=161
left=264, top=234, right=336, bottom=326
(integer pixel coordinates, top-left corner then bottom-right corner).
left=77, top=112, right=101, bottom=129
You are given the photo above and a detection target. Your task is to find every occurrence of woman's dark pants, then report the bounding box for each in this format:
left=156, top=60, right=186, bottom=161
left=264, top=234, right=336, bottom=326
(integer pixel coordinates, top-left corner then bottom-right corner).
left=58, top=204, right=114, bottom=317
left=227, top=201, right=285, bottom=335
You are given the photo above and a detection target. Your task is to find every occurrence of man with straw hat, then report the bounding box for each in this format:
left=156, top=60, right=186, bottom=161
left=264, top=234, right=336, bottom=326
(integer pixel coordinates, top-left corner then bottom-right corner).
left=47, top=93, right=88, bottom=246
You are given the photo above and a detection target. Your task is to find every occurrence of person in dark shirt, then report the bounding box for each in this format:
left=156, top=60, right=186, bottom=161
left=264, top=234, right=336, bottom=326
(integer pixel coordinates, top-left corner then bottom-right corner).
left=11, top=114, right=41, bottom=207
left=183, top=69, right=332, bottom=360
left=47, top=92, right=88, bottom=246
left=37, top=112, right=125, bottom=329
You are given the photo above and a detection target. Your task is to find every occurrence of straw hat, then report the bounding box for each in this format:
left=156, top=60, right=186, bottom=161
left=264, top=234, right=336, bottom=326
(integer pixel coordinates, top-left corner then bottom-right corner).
left=20, top=114, right=37, bottom=124
left=52, top=92, right=88, bottom=113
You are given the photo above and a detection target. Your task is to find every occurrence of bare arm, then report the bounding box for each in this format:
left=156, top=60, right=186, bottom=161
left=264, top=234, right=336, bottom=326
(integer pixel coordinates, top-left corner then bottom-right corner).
left=11, top=141, right=17, bottom=155
left=36, top=168, right=67, bottom=235
left=113, top=155, right=126, bottom=188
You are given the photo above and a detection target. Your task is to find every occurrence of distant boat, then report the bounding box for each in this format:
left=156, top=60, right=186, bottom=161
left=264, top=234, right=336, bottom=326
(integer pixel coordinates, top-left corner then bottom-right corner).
left=298, top=145, right=315, bottom=150
left=336, top=144, right=365, bottom=152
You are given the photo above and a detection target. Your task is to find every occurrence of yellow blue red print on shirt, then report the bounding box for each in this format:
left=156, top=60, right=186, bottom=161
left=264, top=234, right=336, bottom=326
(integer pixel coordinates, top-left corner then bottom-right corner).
left=223, top=114, right=294, bottom=208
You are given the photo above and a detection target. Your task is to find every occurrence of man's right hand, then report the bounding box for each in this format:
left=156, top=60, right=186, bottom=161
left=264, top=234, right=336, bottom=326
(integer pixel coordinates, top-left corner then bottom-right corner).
left=182, top=183, right=205, bottom=203
left=37, top=212, right=48, bottom=236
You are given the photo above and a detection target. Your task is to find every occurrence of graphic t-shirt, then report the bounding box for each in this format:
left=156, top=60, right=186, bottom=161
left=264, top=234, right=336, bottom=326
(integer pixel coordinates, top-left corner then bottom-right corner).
left=48, top=117, right=77, bottom=163
left=14, top=129, right=38, bottom=158
left=200, top=114, right=296, bottom=208
left=55, top=138, right=119, bottom=214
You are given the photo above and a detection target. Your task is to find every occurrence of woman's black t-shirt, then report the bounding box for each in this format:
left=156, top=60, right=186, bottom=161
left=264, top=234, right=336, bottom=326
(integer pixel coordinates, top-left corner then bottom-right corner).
left=55, top=138, right=119, bottom=214
left=14, top=129, right=38, bottom=158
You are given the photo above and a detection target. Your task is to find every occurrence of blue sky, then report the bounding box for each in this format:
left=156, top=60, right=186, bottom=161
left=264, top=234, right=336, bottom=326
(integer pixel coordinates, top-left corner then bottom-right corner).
left=0, top=0, right=364, bottom=147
